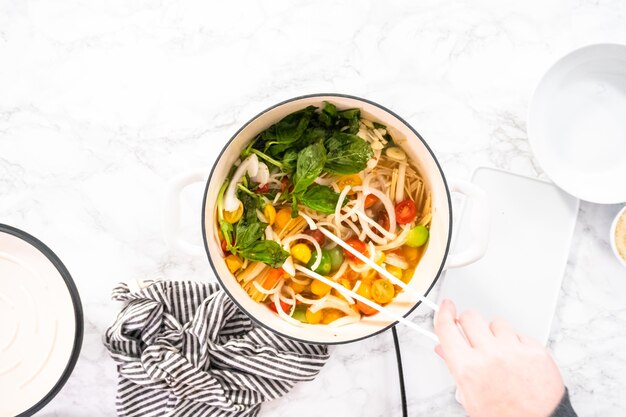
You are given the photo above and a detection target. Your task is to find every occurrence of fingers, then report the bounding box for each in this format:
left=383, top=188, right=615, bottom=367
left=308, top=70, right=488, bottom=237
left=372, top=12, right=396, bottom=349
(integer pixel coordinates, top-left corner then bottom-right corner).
left=434, top=299, right=471, bottom=368
left=458, top=309, right=493, bottom=348
left=518, top=333, right=543, bottom=348
left=489, top=318, right=517, bottom=342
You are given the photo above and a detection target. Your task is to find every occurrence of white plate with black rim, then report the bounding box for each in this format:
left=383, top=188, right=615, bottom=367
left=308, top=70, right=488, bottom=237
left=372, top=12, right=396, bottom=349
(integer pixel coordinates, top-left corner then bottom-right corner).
left=0, top=224, right=82, bottom=417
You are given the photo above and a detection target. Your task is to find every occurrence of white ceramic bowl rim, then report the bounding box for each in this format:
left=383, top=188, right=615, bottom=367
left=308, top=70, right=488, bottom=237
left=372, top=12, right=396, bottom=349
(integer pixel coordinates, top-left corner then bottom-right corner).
left=0, top=224, right=83, bottom=417
left=201, top=93, right=453, bottom=345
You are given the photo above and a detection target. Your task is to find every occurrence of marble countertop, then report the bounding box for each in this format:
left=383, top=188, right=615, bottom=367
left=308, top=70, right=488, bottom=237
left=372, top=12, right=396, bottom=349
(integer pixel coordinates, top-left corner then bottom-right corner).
left=1, top=0, right=625, bottom=416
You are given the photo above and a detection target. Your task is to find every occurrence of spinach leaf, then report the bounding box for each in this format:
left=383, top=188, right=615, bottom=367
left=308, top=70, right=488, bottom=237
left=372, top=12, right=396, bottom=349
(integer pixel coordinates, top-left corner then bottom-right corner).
left=234, top=221, right=267, bottom=249
left=239, top=240, right=290, bottom=268
left=238, top=191, right=262, bottom=224
left=299, top=185, right=345, bottom=214
left=323, top=101, right=338, bottom=118
left=324, top=132, right=373, bottom=175
left=292, top=142, right=326, bottom=194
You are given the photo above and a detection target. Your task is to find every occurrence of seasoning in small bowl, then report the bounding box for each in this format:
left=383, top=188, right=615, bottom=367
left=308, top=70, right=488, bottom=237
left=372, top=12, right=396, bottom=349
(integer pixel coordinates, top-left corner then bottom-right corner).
left=610, top=206, right=626, bottom=267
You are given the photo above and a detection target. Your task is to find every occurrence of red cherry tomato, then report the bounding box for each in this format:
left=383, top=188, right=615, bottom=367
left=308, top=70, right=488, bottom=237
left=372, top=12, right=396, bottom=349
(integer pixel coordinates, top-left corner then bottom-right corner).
left=364, top=194, right=379, bottom=209
left=304, top=229, right=325, bottom=246
left=268, top=300, right=291, bottom=313
left=256, top=183, right=269, bottom=194
left=280, top=177, right=293, bottom=193
left=395, top=199, right=417, bottom=225
left=343, top=238, right=367, bottom=262
left=221, top=239, right=229, bottom=253
left=264, top=268, right=285, bottom=290
left=377, top=211, right=390, bottom=232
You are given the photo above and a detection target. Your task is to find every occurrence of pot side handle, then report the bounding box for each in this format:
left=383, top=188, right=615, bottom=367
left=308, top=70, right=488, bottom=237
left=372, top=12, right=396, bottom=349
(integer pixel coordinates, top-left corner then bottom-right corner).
left=444, top=179, right=490, bottom=270
left=163, top=169, right=208, bottom=257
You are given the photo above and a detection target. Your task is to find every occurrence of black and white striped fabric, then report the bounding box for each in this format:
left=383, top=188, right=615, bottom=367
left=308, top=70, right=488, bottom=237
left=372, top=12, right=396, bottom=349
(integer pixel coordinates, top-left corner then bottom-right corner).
left=104, top=280, right=329, bottom=417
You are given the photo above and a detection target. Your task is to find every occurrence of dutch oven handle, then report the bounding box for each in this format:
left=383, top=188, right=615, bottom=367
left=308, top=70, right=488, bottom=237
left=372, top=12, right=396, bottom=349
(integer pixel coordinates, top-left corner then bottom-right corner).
left=163, top=169, right=208, bottom=257
left=444, top=179, right=490, bottom=270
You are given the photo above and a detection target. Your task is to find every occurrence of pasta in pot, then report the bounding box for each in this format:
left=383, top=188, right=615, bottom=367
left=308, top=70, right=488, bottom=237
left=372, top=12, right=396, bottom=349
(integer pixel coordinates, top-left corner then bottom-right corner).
left=215, top=102, right=431, bottom=326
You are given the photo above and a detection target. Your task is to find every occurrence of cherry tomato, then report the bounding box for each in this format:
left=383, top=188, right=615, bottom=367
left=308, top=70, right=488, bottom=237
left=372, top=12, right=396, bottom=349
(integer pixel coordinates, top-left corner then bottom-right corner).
left=268, top=300, right=291, bottom=313
left=304, top=229, right=325, bottom=246
left=395, top=199, right=417, bottom=225
left=280, top=177, right=293, bottom=193
left=371, top=279, right=394, bottom=304
left=355, top=283, right=377, bottom=315
left=364, top=194, right=379, bottom=209
left=343, top=238, right=366, bottom=262
left=377, top=211, right=390, bottom=233
left=221, top=239, right=229, bottom=253
left=256, top=183, right=269, bottom=194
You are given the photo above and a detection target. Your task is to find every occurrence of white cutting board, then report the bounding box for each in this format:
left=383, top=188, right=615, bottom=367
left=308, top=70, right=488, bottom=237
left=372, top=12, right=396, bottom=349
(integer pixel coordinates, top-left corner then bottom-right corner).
left=438, top=167, right=579, bottom=344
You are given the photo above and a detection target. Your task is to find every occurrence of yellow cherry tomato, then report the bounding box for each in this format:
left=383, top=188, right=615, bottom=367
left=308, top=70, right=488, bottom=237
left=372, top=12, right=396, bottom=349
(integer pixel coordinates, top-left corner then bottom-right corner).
left=371, top=279, right=394, bottom=304
left=402, top=245, right=419, bottom=264
left=402, top=268, right=415, bottom=284
left=355, top=283, right=377, bottom=315
left=306, top=307, right=323, bottom=324
left=360, top=267, right=377, bottom=282
left=310, top=279, right=331, bottom=296
left=289, top=279, right=308, bottom=294
left=264, top=204, right=276, bottom=226
left=382, top=265, right=403, bottom=281
left=274, top=207, right=292, bottom=230
left=376, top=251, right=386, bottom=265
left=336, top=174, right=362, bottom=195
left=223, top=201, right=243, bottom=224
left=322, top=309, right=344, bottom=324
left=290, top=243, right=312, bottom=264
left=224, top=254, right=243, bottom=274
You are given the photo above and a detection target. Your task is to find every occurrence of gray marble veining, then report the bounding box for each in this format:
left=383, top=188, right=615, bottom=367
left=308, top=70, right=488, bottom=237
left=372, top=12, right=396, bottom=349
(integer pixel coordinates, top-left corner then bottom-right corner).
left=1, top=1, right=625, bottom=416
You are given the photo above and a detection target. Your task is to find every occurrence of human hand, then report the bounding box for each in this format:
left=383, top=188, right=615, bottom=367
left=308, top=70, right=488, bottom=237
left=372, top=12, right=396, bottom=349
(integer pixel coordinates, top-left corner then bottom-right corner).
left=434, top=299, right=565, bottom=417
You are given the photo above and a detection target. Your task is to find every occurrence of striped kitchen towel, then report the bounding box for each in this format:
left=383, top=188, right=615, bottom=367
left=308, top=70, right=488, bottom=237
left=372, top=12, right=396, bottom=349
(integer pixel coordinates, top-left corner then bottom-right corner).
left=103, top=280, right=330, bottom=417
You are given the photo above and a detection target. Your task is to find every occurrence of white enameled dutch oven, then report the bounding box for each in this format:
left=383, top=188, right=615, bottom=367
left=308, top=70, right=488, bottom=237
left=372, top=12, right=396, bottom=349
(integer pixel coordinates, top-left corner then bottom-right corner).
left=165, top=94, right=489, bottom=344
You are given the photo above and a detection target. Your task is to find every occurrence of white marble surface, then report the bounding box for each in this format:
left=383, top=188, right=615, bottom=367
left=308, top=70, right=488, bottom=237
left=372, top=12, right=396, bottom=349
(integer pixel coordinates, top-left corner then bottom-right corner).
left=1, top=0, right=625, bottom=416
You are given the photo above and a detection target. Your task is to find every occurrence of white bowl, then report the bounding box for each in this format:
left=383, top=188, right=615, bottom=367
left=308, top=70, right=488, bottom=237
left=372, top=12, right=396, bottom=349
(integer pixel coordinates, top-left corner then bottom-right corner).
left=610, top=205, right=626, bottom=267
left=195, top=94, right=488, bottom=344
left=528, top=43, right=626, bottom=204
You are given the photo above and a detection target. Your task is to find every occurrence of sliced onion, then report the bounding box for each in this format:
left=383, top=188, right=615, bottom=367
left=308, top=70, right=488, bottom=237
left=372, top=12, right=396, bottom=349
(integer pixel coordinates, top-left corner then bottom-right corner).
left=352, top=280, right=362, bottom=293
left=330, top=261, right=348, bottom=282
left=362, top=186, right=397, bottom=234
left=224, top=155, right=259, bottom=211
left=309, top=295, right=356, bottom=315
left=239, top=262, right=268, bottom=283
left=250, top=162, right=269, bottom=184
left=282, top=256, right=296, bottom=276
left=290, top=275, right=311, bottom=285
left=299, top=212, right=317, bottom=230
left=314, top=175, right=338, bottom=185
left=295, top=293, right=322, bottom=304
left=272, top=287, right=302, bottom=326
left=253, top=280, right=280, bottom=295
left=279, top=285, right=296, bottom=305
left=385, top=253, right=409, bottom=269
left=376, top=225, right=412, bottom=251
left=334, top=185, right=351, bottom=232
left=273, top=192, right=282, bottom=204
left=256, top=209, right=267, bottom=223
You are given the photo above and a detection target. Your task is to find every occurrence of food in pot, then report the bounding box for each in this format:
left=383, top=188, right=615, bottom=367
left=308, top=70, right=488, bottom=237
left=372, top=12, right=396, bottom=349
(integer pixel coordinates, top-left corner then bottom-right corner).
left=215, top=102, right=431, bottom=326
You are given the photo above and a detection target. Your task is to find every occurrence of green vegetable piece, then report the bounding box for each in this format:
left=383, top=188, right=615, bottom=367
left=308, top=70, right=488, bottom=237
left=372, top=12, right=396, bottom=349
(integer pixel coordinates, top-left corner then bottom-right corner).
left=322, top=101, right=338, bottom=118
left=282, top=149, right=298, bottom=174
left=291, top=304, right=307, bottom=323
left=337, top=108, right=360, bottom=134
left=299, top=185, right=344, bottom=214
left=324, top=132, right=374, bottom=175
left=307, top=249, right=332, bottom=275
left=239, top=240, right=290, bottom=268
left=293, top=142, right=326, bottom=194
left=234, top=221, right=267, bottom=249
left=327, top=246, right=344, bottom=272
left=406, top=225, right=429, bottom=248
left=260, top=106, right=316, bottom=157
